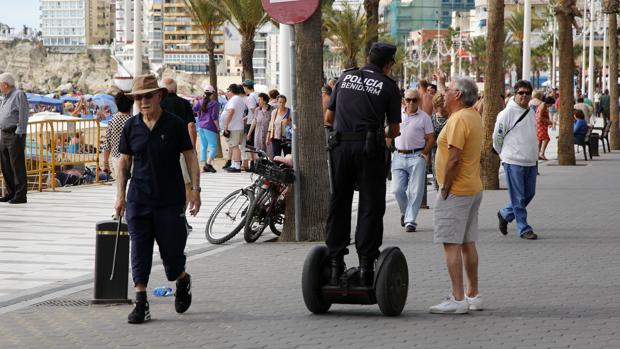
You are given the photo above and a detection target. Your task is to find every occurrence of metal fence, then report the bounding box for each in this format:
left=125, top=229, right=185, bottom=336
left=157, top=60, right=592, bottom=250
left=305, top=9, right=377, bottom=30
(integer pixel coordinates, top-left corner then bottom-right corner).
left=1, top=119, right=101, bottom=193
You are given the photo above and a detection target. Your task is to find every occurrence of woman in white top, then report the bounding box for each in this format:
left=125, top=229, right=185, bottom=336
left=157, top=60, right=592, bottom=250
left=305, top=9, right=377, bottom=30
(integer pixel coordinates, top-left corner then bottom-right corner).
left=267, top=95, right=291, bottom=157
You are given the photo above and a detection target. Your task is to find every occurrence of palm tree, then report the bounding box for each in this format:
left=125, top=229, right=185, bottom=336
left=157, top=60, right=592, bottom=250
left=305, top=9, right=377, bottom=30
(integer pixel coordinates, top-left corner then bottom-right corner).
left=555, top=1, right=580, bottom=165
left=280, top=5, right=328, bottom=241
left=363, top=0, right=381, bottom=56
left=505, top=7, right=544, bottom=78
left=603, top=0, right=620, bottom=149
left=465, top=36, right=486, bottom=81
left=183, top=0, right=224, bottom=92
left=210, top=0, right=269, bottom=80
left=324, top=3, right=377, bottom=68
left=480, top=0, right=505, bottom=189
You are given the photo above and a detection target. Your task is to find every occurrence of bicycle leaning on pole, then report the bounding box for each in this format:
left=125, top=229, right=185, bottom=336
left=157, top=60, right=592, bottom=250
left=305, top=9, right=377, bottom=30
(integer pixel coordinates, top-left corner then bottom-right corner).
left=204, top=146, right=294, bottom=244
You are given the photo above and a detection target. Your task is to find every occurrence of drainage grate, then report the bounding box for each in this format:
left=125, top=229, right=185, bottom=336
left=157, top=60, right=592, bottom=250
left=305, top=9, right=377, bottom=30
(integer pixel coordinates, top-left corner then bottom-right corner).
left=32, top=299, right=91, bottom=307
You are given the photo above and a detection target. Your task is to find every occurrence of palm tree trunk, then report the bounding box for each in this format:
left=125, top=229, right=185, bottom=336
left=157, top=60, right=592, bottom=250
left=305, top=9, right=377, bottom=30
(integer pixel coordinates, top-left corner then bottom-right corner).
left=480, top=0, right=505, bottom=189
left=609, top=13, right=620, bottom=149
left=363, top=0, right=380, bottom=56
left=556, top=8, right=576, bottom=165
left=240, top=33, right=255, bottom=81
left=280, top=6, right=328, bottom=242
left=207, top=38, right=218, bottom=92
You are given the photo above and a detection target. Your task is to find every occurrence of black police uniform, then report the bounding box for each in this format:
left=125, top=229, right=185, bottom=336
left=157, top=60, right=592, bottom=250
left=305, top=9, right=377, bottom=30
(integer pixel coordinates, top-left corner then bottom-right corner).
left=325, top=47, right=401, bottom=265
left=119, top=111, right=193, bottom=286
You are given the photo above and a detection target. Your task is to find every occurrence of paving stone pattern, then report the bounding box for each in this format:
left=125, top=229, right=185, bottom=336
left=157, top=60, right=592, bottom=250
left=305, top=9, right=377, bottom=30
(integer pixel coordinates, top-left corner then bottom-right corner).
left=1, top=151, right=619, bottom=348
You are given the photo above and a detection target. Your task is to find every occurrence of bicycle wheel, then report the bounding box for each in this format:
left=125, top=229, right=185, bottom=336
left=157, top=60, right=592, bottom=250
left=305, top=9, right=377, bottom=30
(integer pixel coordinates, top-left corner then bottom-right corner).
left=206, top=188, right=254, bottom=244
left=269, top=190, right=286, bottom=237
left=244, top=187, right=270, bottom=243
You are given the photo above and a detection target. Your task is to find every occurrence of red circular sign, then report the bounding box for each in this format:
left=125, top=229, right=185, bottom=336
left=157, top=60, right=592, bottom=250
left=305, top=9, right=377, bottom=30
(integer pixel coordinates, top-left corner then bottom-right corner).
left=261, top=0, right=320, bottom=25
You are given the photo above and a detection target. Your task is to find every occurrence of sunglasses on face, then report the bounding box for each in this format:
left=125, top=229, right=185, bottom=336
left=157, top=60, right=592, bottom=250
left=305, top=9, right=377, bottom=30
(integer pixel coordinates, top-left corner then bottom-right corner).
left=405, top=98, right=418, bottom=103
left=516, top=90, right=532, bottom=96
left=134, top=91, right=158, bottom=100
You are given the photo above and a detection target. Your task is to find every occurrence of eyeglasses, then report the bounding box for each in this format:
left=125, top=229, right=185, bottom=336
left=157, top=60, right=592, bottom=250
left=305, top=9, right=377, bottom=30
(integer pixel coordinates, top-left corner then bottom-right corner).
left=133, top=91, right=158, bottom=100
left=516, top=90, right=532, bottom=96
left=405, top=98, right=418, bottom=103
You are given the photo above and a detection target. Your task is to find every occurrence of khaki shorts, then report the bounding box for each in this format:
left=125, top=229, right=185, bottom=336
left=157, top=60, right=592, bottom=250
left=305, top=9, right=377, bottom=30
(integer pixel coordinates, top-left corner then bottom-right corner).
left=433, top=192, right=483, bottom=244
left=180, top=154, right=191, bottom=184
left=226, top=130, right=244, bottom=148
left=219, top=134, right=230, bottom=160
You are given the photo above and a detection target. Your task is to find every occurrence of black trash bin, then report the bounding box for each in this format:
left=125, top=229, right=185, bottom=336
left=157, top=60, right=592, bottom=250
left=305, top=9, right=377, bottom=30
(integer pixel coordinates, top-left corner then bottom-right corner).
left=590, top=133, right=600, bottom=157
left=92, top=218, right=132, bottom=304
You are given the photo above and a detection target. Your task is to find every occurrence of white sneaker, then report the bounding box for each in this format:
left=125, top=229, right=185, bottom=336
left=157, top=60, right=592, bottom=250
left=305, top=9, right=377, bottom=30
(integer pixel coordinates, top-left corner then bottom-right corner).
left=465, top=294, right=483, bottom=311
left=429, top=295, right=469, bottom=314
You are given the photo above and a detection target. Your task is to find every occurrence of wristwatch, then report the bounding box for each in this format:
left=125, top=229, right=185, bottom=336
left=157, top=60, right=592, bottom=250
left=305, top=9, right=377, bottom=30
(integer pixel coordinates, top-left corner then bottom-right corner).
left=191, top=186, right=201, bottom=193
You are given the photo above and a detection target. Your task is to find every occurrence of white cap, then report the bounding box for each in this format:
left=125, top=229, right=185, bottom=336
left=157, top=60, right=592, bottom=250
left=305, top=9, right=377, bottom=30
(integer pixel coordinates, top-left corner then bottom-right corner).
left=201, top=80, right=215, bottom=93
left=203, top=84, right=215, bottom=93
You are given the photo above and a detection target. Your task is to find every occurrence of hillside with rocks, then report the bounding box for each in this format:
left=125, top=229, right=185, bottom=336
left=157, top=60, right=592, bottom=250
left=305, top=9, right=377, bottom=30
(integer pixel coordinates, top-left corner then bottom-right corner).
left=0, top=40, right=235, bottom=95
left=0, top=40, right=117, bottom=94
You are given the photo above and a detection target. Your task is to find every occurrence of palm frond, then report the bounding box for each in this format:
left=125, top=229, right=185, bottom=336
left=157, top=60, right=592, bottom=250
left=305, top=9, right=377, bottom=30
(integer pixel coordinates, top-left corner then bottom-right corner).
left=183, top=0, right=225, bottom=38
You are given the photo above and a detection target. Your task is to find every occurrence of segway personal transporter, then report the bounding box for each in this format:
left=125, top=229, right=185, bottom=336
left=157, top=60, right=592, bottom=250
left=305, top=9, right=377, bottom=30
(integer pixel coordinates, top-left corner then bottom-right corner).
left=302, top=245, right=409, bottom=316
left=301, top=128, right=409, bottom=316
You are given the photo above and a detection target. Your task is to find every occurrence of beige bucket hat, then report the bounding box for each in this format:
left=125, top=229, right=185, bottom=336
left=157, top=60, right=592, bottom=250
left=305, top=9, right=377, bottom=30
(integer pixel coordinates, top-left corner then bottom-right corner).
left=126, top=74, right=168, bottom=99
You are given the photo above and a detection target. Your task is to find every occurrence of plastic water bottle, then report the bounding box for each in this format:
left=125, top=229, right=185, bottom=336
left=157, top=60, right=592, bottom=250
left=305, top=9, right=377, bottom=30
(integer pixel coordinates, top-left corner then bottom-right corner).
left=153, top=287, right=173, bottom=297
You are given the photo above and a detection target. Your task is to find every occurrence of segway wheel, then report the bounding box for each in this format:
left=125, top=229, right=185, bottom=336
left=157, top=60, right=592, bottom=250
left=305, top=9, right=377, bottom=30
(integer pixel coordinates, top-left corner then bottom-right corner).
left=375, top=248, right=409, bottom=316
left=301, top=246, right=332, bottom=314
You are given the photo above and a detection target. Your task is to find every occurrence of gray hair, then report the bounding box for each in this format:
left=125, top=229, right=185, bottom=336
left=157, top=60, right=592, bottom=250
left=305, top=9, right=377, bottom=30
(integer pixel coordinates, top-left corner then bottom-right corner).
left=404, top=89, right=420, bottom=98
left=454, top=77, right=478, bottom=107
left=161, top=78, right=177, bottom=93
left=0, top=72, right=16, bottom=87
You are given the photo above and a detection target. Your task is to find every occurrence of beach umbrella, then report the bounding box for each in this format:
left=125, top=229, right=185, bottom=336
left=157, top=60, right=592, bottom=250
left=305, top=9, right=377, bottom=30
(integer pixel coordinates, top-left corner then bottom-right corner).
left=61, top=95, right=80, bottom=103
left=92, top=93, right=115, bottom=102
left=91, top=97, right=118, bottom=114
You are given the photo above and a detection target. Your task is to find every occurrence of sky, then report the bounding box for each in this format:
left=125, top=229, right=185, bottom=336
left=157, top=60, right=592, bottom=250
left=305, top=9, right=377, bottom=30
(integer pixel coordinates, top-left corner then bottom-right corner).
left=2, top=0, right=40, bottom=30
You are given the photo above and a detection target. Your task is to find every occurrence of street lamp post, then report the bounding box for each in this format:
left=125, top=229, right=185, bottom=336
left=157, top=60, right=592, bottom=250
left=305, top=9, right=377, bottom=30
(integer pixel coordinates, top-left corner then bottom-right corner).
left=581, top=0, right=588, bottom=95
left=278, top=24, right=292, bottom=98
left=522, top=0, right=532, bottom=81
left=436, top=15, right=441, bottom=70
left=133, top=0, right=142, bottom=77
left=587, top=0, right=595, bottom=99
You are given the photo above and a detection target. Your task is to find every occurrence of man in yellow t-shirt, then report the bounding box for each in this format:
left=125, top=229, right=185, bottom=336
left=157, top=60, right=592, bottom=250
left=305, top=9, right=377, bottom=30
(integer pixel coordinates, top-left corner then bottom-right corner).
left=429, top=77, right=484, bottom=315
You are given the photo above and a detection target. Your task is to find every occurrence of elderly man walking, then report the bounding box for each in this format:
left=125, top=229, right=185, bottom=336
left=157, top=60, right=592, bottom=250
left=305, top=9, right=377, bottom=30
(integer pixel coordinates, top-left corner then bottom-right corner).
left=391, top=89, right=434, bottom=232
left=493, top=80, right=539, bottom=240
left=0, top=73, right=29, bottom=204
left=430, top=77, right=483, bottom=314
left=115, top=75, right=201, bottom=324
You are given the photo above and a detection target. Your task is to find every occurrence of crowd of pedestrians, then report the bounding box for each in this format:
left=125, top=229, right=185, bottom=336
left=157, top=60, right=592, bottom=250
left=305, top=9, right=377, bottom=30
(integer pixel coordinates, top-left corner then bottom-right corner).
left=2, top=54, right=617, bottom=321
left=384, top=68, right=617, bottom=314
left=190, top=80, right=292, bottom=173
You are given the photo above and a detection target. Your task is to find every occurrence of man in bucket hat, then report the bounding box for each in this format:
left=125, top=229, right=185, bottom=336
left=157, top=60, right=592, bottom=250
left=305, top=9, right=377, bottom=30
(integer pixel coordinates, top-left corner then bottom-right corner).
left=115, top=74, right=201, bottom=324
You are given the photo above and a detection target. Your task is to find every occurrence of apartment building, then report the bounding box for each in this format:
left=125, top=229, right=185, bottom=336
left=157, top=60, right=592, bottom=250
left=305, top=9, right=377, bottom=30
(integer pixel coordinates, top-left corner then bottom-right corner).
left=162, top=0, right=224, bottom=73
left=41, top=0, right=87, bottom=52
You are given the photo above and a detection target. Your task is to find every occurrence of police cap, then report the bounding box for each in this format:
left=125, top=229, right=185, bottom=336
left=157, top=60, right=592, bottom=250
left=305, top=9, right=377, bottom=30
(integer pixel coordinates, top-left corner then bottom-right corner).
left=369, top=42, right=397, bottom=64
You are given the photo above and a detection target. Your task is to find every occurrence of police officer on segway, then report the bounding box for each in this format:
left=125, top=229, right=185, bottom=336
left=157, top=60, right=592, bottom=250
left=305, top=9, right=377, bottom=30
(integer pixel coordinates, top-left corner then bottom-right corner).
left=324, top=43, right=402, bottom=287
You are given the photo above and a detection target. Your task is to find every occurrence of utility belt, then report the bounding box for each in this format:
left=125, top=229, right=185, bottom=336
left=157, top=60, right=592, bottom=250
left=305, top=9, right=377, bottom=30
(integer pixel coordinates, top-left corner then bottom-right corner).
left=1, top=126, right=17, bottom=134
left=326, top=128, right=385, bottom=157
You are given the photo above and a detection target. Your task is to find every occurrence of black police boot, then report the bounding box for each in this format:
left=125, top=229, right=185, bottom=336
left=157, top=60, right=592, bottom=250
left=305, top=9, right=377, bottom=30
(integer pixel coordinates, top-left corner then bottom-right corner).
left=329, top=256, right=345, bottom=286
left=358, top=255, right=375, bottom=288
